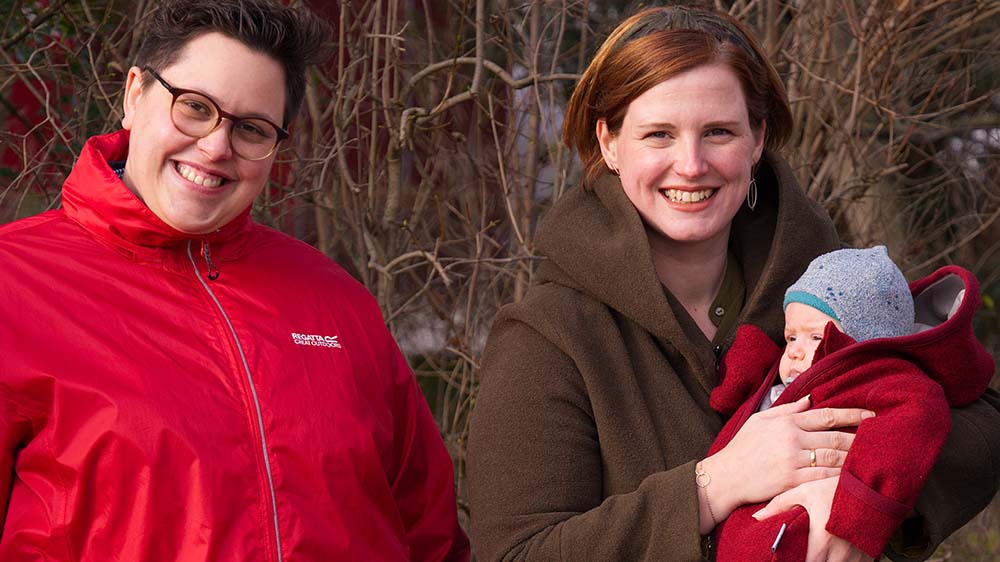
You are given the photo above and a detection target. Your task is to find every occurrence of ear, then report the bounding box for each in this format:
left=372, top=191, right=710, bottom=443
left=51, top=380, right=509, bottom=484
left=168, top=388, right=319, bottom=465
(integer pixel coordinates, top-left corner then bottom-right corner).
left=596, top=118, right=619, bottom=173
left=121, top=66, right=145, bottom=130
left=751, top=121, right=767, bottom=163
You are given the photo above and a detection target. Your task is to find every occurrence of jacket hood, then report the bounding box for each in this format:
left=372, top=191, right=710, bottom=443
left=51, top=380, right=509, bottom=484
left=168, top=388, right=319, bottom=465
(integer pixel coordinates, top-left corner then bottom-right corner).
left=533, top=150, right=841, bottom=352
left=60, top=130, right=252, bottom=259
left=813, top=265, right=994, bottom=406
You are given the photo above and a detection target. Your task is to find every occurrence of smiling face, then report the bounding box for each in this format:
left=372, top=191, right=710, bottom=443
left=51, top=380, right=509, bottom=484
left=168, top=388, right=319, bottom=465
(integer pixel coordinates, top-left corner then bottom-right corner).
left=596, top=63, right=765, bottom=250
left=779, top=302, right=843, bottom=384
left=121, top=32, right=286, bottom=235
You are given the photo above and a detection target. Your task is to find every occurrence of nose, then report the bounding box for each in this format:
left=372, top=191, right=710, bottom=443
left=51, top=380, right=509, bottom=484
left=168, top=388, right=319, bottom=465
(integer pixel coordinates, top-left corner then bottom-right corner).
left=786, top=341, right=804, bottom=361
left=672, top=135, right=708, bottom=178
left=197, top=120, right=234, bottom=161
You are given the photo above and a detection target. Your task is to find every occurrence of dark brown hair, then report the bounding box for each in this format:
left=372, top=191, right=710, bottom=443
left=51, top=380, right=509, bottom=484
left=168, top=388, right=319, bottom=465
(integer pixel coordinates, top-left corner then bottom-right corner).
left=563, top=6, right=793, bottom=188
left=135, top=0, right=330, bottom=126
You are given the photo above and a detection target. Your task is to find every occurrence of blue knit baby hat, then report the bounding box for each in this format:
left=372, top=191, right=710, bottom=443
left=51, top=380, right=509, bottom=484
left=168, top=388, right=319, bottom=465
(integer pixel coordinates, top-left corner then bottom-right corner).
left=783, top=246, right=914, bottom=342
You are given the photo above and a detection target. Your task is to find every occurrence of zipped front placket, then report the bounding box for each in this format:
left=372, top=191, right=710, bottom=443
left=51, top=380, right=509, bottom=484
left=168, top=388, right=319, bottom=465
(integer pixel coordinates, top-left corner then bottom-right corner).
left=731, top=344, right=865, bottom=433
left=187, top=240, right=283, bottom=561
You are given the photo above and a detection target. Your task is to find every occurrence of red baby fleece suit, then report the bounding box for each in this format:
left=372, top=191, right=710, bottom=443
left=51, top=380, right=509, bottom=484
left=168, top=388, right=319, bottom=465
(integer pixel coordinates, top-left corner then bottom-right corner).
left=707, top=266, right=994, bottom=560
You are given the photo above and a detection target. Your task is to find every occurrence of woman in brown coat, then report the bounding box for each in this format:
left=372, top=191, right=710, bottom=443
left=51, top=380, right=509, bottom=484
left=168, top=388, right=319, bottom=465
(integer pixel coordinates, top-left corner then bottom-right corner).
left=467, top=6, right=1000, bottom=562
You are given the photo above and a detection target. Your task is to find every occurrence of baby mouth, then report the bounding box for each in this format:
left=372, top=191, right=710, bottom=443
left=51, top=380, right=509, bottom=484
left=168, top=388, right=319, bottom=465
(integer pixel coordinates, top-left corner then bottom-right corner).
left=176, top=162, right=226, bottom=188
left=661, top=188, right=716, bottom=203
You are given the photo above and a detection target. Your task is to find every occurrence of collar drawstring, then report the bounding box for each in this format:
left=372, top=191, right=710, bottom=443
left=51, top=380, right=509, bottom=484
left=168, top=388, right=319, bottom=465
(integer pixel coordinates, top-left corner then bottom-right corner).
left=202, top=240, right=220, bottom=281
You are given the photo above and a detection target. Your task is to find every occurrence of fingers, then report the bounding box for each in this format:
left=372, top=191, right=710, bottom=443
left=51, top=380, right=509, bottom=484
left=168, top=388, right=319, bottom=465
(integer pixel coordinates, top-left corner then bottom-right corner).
left=758, top=394, right=812, bottom=418
left=801, top=447, right=848, bottom=469
left=752, top=488, right=797, bottom=521
left=795, top=406, right=875, bottom=431
left=794, top=466, right=841, bottom=484
left=800, top=431, right=855, bottom=454
left=754, top=475, right=840, bottom=521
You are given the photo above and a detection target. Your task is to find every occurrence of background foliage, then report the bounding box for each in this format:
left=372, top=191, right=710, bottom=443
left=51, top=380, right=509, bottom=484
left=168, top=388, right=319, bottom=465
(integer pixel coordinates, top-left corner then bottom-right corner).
left=2, top=0, right=998, bottom=558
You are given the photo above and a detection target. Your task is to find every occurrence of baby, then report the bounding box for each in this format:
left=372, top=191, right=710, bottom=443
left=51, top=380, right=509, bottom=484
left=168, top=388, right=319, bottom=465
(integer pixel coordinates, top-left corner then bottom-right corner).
left=707, top=246, right=994, bottom=561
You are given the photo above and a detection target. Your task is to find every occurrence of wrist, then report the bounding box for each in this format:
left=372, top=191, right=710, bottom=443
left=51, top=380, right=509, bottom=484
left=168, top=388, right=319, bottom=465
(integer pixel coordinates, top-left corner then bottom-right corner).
left=697, top=455, right=739, bottom=531
left=695, top=461, right=717, bottom=534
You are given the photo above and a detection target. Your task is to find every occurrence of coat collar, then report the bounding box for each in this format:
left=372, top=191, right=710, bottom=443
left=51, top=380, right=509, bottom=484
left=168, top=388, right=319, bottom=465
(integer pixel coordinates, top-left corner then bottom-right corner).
left=533, top=150, right=842, bottom=349
left=61, top=130, right=253, bottom=260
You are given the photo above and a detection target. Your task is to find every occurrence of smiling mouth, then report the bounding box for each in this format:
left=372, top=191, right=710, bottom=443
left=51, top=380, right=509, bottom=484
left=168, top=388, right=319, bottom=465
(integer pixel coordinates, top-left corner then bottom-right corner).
left=661, top=188, right=716, bottom=203
left=175, top=161, right=228, bottom=188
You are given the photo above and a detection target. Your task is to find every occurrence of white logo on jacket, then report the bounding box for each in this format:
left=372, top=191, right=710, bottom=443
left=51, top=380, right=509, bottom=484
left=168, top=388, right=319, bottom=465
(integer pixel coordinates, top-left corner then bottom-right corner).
left=291, top=333, right=342, bottom=348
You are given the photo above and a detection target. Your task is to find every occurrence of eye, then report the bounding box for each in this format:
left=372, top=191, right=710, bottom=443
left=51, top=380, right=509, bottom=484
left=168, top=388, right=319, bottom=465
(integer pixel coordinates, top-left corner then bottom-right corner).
left=645, top=130, right=670, bottom=140
left=706, top=128, right=734, bottom=137
left=811, top=334, right=824, bottom=341
left=182, top=100, right=210, bottom=115
left=236, top=121, right=269, bottom=139
left=785, top=334, right=796, bottom=343
left=174, top=95, right=216, bottom=121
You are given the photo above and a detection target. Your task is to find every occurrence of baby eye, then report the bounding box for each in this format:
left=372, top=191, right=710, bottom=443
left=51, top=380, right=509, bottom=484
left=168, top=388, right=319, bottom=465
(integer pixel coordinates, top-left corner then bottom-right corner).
left=811, top=334, right=824, bottom=341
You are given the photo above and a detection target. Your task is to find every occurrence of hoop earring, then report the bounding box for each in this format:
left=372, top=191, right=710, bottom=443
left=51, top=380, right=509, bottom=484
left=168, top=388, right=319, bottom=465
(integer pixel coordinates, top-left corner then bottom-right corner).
left=746, top=178, right=758, bottom=211
left=610, top=166, right=620, bottom=177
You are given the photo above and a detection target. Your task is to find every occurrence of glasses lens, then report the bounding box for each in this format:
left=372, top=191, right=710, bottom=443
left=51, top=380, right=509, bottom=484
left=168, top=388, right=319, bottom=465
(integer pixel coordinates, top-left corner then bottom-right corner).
left=232, top=119, right=279, bottom=160
left=171, top=92, right=218, bottom=137
left=169, top=90, right=279, bottom=160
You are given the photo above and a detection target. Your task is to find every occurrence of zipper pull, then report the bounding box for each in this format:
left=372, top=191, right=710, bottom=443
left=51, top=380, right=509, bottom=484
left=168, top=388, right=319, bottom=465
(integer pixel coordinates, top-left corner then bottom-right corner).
left=713, top=345, right=723, bottom=371
left=771, top=522, right=787, bottom=559
left=201, top=239, right=220, bottom=281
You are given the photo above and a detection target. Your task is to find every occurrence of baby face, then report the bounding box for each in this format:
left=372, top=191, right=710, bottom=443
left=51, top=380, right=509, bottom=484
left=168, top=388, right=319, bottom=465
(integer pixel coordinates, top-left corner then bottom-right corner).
left=779, top=302, right=842, bottom=384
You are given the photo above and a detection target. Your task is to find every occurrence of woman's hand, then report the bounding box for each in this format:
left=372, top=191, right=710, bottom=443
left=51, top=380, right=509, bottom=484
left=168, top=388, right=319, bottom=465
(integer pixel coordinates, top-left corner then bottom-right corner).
left=753, top=477, right=873, bottom=562
left=698, top=395, right=874, bottom=532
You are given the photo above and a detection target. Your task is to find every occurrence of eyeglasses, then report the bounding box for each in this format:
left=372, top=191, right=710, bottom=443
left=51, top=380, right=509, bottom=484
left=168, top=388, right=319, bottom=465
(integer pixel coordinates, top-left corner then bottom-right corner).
left=144, top=67, right=288, bottom=161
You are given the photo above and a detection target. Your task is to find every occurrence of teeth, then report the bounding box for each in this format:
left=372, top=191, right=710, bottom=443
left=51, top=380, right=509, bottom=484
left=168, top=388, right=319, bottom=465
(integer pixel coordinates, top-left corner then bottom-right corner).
left=663, top=188, right=714, bottom=203
left=176, top=162, right=224, bottom=188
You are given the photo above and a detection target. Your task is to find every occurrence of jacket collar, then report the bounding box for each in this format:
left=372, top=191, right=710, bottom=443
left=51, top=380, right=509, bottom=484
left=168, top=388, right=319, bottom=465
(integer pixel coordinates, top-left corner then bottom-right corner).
left=61, top=130, right=253, bottom=259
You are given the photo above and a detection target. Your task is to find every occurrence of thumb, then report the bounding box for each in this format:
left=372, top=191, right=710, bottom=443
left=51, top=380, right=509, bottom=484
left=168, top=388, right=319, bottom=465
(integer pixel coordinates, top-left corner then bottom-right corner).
left=752, top=489, right=799, bottom=521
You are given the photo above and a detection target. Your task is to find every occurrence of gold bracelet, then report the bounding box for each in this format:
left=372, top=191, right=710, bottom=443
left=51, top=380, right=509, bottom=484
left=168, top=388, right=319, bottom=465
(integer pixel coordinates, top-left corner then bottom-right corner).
left=695, top=461, right=717, bottom=527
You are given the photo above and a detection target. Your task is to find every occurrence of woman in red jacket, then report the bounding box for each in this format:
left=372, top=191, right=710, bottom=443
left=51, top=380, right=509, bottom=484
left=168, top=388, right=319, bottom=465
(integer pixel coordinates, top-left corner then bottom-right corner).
left=0, top=1, right=468, bottom=560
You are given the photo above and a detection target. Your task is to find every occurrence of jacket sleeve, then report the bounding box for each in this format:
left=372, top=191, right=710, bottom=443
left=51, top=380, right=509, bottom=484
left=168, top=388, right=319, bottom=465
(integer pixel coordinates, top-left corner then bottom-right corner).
left=0, top=384, right=30, bottom=534
left=467, top=319, right=704, bottom=562
left=884, top=388, right=1000, bottom=561
left=824, top=368, right=952, bottom=558
left=380, top=325, right=470, bottom=562
left=710, top=324, right=781, bottom=416
left=0, top=420, right=13, bottom=531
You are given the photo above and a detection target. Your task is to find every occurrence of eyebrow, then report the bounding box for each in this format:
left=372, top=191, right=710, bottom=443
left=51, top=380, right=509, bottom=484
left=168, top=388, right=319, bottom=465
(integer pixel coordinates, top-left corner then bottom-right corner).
left=208, top=93, right=282, bottom=124
left=169, top=78, right=282, bottom=124
left=634, top=120, right=745, bottom=131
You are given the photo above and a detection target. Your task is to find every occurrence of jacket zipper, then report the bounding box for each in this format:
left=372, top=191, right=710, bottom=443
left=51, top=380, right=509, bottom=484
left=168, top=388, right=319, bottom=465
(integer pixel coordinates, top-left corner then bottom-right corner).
left=730, top=341, right=892, bottom=433
left=201, top=240, right=220, bottom=280
left=187, top=240, right=283, bottom=561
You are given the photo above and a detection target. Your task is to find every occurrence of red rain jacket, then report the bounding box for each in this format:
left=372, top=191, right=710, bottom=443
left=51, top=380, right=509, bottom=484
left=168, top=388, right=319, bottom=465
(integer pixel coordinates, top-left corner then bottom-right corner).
left=0, top=131, right=470, bottom=561
left=708, top=266, right=994, bottom=560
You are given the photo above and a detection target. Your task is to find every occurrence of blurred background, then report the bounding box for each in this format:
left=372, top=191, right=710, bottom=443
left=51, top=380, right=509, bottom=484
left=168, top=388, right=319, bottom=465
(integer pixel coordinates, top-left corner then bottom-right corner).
left=2, top=0, right=997, bottom=558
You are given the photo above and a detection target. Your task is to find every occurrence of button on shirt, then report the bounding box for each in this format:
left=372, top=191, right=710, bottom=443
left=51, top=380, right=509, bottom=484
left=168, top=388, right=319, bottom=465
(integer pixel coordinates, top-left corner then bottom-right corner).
left=710, top=252, right=746, bottom=346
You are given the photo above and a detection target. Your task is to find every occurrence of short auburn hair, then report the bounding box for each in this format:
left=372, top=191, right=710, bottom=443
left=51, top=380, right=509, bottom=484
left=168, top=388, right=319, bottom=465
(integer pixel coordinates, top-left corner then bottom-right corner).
left=563, top=6, right=792, bottom=189
left=135, top=0, right=330, bottom=127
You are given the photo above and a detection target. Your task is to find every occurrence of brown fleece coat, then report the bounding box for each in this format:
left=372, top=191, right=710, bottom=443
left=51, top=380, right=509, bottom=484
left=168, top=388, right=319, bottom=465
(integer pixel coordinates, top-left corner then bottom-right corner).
left=467, top=152, right=1000, bottom=562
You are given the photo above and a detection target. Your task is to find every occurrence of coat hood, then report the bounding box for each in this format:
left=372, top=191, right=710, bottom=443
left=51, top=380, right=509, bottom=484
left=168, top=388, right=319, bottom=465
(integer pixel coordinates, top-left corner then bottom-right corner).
left=533, top=150, right=841, bottom=351
left=814, top=265, right=994, bottom=406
